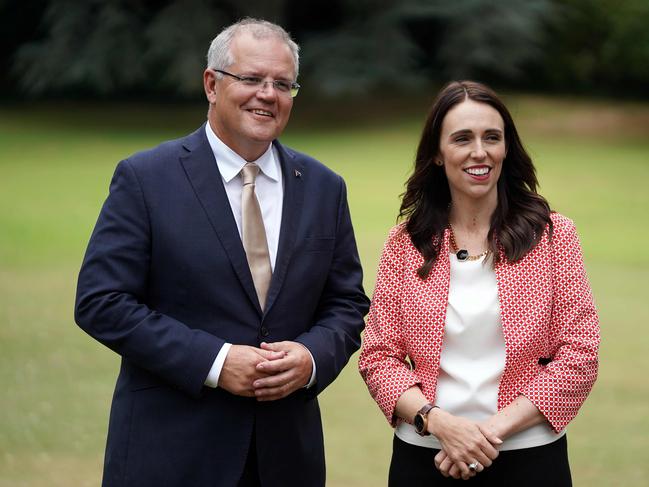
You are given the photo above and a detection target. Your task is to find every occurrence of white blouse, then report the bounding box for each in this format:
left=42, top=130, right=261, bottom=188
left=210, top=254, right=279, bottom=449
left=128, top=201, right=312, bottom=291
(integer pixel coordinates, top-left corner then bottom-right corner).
left=395, top=253, right=564, bottom=451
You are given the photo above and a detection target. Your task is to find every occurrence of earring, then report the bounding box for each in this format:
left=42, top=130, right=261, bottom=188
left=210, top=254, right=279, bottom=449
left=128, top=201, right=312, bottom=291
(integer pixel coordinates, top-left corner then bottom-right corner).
left=436, top=160, right=444, bottom=167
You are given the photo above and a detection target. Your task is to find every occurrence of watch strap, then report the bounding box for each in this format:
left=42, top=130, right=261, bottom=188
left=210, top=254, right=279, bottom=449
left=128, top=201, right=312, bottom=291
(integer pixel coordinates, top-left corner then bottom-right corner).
left=414, top=402, right=437, bottom=436
left=417, top=402, right=436, bottom=418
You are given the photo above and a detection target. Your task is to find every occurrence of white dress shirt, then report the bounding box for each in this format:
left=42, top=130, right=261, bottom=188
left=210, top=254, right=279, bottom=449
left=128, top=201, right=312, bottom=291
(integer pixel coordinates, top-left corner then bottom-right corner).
left=204, top=123, right=284, bottom=269
left=202, top=122, right=316, bottom=389
left=396, top=253, right=563, bottom=450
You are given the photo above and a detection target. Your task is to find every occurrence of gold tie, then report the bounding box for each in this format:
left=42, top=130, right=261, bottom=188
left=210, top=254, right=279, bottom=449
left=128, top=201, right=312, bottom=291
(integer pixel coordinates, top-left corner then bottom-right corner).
left=241, top=162, right=272, bottom=310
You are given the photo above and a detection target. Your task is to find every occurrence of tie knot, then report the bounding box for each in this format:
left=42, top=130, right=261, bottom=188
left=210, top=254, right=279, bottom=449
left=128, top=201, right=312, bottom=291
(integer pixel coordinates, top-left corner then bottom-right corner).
left=241, top=162, right=260, bottom=186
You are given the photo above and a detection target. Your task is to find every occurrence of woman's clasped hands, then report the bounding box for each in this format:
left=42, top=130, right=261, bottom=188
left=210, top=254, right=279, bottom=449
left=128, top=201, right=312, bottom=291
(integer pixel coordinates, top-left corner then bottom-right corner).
left=429, top=409, right=502, bottom=480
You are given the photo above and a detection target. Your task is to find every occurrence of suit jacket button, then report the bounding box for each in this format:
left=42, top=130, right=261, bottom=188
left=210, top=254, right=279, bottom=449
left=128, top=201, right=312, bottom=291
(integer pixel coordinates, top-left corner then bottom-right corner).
left=260, top=326, right=269, bottom=337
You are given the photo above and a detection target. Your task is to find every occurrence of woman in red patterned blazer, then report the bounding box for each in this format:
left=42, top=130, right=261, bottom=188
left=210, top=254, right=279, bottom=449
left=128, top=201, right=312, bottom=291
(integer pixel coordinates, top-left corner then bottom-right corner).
left=358, top=81, right=599, bottom=486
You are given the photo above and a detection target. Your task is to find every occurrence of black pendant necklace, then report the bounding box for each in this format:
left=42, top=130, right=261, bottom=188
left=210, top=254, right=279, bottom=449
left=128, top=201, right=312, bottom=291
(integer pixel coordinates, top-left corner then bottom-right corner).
left=448, top=223, right=489, bottom=262
left=456, top=249, right=469, bottom=261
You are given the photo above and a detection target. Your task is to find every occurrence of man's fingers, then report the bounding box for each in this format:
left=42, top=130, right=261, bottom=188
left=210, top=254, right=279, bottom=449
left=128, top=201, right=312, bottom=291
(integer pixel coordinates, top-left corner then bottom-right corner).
left=217, top=345, right=279, bottom=397
left=255, top=341, right=312, bottom=392
left=255, top=355, right=290, bottom=374
left=255, top=345, right=307, bottom=374
left=254, top=376, right=296, bottom=401
left=255, top=347, right=286, bottom=361
left=260, top=341, right=288, bottom=352
left=253, top=370, right=292, bottom=389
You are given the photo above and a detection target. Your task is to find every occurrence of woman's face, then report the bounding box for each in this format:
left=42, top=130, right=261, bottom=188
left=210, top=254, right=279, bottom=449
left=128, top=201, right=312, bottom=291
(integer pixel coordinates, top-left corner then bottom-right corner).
left=438, top=99, right=506, bottom=205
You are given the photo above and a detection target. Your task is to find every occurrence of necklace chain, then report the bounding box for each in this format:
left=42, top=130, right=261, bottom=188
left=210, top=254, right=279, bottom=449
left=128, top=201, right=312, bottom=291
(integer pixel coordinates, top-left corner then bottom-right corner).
left=448, top=223, right=490, bottom=261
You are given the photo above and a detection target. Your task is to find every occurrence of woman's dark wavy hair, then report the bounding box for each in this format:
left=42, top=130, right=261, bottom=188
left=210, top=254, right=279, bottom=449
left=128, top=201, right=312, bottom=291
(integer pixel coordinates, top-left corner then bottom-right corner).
left=399, top=80, right=553, bottom=278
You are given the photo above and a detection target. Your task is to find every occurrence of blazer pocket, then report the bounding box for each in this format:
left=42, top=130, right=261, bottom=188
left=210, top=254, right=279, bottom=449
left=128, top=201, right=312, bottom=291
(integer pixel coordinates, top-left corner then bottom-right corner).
left=129, top=368, right=164, bottom=391
left=304, top=237, right=335, bottom=252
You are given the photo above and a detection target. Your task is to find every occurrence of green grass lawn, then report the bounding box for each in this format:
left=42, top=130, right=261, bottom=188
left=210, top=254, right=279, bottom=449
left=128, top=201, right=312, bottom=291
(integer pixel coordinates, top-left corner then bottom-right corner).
left=1, top=95, right=648, bottom=486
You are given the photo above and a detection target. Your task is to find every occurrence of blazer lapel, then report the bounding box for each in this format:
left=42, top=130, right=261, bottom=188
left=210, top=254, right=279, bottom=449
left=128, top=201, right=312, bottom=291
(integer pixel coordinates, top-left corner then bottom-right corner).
left=179, top=125, right=261, bottom=313
left=264, top=141, right=305, bottom=313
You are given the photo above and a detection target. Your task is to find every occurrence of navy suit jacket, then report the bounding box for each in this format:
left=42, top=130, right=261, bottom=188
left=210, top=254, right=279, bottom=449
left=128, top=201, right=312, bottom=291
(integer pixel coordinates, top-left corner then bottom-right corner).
left=75, top=125, right=369, bottom=487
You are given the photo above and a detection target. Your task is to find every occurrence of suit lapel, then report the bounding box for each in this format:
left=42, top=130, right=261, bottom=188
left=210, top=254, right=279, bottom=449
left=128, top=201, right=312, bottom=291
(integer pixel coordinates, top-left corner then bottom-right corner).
left=179, top=125, right=261, bottom=313
left=265, top=141, right=305, bottom=313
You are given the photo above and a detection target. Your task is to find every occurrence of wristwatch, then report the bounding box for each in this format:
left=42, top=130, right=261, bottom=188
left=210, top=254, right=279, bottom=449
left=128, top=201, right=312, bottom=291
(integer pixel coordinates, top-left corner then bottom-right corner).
left=413, top=403, right=437, bottom=436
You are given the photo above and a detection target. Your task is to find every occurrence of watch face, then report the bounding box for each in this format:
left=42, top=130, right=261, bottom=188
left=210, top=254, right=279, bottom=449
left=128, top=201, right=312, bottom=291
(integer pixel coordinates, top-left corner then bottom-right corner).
left=414, top=414, right=424, bottom=432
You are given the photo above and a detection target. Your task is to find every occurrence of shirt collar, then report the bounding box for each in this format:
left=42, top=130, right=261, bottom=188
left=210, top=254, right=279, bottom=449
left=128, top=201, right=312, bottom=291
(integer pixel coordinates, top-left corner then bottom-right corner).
left=205, top=122, right=281, bottom=183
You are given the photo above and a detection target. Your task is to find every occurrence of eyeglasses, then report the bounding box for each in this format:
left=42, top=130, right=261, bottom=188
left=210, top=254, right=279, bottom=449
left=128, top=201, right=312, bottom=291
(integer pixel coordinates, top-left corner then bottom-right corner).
left=213, top=69, right=300, bottom=98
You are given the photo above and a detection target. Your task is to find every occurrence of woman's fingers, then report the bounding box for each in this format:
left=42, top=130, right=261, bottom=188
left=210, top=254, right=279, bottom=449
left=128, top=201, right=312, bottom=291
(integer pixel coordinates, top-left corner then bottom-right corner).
left=438, top=455, right=454, bottom=477
left=434, top=449, right=447, bottom=469
left=473, top=440, right=498, bottom=467
left=448, top=463, right=461, bottom=479
left=433, top=413, right=504, bottom=479
left=479, top=423, right=503, bottom=447
left=438, top=450, right=489, bottom=481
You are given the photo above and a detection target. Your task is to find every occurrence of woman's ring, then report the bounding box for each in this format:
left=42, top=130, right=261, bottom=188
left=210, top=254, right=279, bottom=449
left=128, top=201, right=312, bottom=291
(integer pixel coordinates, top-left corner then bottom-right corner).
left=468, top=462, right=478, bottom=471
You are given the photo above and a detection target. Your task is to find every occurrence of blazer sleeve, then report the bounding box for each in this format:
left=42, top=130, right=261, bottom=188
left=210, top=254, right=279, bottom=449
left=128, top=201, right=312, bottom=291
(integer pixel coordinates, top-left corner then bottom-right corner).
left=74, top=160, right=223, bottom=397
left=296, top=177, right=370, bottom=396
left=358, top=226, right=421, bottom=425
left=521, top=216, right=600, bottom=432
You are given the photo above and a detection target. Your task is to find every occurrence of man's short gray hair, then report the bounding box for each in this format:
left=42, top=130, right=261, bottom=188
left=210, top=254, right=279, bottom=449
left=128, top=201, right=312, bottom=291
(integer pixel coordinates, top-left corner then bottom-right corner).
left=206, top=18, right=300, bottom=78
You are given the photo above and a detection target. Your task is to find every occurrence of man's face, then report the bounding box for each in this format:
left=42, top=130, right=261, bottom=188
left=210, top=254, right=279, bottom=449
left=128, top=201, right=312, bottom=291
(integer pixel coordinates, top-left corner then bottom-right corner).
left=205, top=32, right=296, bottom=161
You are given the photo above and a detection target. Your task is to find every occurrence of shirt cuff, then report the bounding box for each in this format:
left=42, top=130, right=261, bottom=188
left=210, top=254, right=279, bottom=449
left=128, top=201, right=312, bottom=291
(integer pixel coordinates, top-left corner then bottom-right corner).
left=305, top=350, right=317, bottom=389
left=204, top=343, right=232, bottom=388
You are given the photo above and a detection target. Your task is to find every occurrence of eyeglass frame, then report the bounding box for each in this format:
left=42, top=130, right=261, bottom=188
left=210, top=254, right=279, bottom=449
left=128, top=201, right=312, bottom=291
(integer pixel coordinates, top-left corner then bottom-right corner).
left=212, top=69, right=300, bottom=98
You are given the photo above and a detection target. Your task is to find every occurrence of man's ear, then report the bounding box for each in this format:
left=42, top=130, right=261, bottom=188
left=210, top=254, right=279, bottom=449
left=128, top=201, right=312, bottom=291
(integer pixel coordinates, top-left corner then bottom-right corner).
left=204, top=69, right=218, bottom=103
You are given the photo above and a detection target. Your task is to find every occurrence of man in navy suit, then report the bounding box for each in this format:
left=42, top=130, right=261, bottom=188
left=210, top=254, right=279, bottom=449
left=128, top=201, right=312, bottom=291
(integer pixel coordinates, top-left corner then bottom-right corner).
left=75, top=18, right=369, bottom=487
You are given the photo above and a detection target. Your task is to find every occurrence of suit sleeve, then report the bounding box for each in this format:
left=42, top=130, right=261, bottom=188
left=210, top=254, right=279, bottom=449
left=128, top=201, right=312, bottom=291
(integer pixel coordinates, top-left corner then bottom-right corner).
left=358, top=226, right=421, bottom=425
left=295, top=177, right=370, bottom=396
left=74, top=160, right=223, bottom=397
left=521, top=216, right=600, bottom=431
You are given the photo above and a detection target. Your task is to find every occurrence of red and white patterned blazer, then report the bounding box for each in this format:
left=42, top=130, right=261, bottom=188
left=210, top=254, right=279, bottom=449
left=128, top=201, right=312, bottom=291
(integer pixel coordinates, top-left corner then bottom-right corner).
left=358, top=212, right=599, bottom=433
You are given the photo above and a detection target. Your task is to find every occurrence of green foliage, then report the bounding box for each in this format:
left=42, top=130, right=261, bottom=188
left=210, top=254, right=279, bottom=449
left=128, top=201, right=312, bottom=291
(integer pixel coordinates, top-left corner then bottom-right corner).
left=8, top=0, right=649, bottom=98
left=298, top=0, right=557, bottom=94
left=300, top=11, right=427, bottom=96
left=14, top=0, right=151, bottom=95
left=398, top=0, right=555, bottom=80
left=13, top=0, right=242, bottom=96
left=540, top=0, right=649, bottom=94
left=143, top=0, right=230, bottom=96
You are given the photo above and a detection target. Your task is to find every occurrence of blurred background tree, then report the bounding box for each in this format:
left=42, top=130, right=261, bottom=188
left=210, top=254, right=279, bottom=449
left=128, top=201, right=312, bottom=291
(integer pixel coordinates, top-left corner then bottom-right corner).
left=536, top=0, right=649, bottom=95
left=2, top=0, right=648, bottom=99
